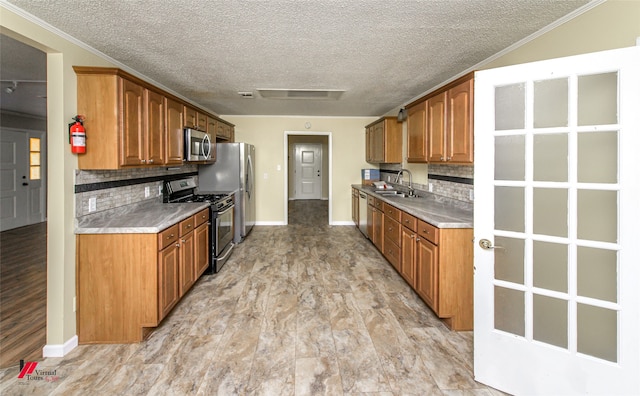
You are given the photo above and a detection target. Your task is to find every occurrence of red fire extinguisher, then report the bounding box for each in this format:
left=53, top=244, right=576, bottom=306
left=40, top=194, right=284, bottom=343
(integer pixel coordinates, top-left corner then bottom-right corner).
left=69, top=115, right=86, bottom=154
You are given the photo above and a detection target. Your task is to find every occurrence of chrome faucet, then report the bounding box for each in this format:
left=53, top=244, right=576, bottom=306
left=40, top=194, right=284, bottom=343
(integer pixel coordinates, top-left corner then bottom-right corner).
left=394, top=169, right=415, bottom=196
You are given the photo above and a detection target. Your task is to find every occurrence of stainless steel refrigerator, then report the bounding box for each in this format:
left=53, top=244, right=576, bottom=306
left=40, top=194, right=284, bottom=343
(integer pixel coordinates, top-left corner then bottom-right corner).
left=198, top=143, right=255, bottom=243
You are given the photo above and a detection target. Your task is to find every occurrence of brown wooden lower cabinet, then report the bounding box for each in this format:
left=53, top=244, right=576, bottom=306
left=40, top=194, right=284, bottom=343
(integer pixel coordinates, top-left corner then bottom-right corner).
left=77, top=208, right=209, bottom=343
left=362, top=195, right=474, bottom=331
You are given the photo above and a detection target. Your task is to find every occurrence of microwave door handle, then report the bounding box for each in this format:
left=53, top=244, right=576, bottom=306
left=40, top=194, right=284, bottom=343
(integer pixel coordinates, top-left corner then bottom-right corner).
left=202, top=134, right=211, bottom=159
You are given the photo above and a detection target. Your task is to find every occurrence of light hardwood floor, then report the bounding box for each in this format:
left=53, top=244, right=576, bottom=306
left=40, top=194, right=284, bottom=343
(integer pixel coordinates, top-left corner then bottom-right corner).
left=0, top=201, right=502, bottom=395
left=0, top=222, right=47, bottom=370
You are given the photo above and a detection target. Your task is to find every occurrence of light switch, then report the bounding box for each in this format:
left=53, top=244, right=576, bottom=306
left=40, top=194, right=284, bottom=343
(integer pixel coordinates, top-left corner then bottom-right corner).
left=276, top=164, right=281, bottom=171
left=88, top=197, right=96, bottom=212
left=145, top=186, right=150, bottom=198
left=263, top=173, right=269, bottom=179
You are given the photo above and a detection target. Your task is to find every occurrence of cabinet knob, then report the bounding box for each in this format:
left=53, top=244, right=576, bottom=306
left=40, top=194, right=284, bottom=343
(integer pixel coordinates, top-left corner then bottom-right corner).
left=166, top=233, right=174, bottom=239
left=148, top=159, right=154, bottom=164
left=141, top=159, right=146, bottom=164
left=416, top=237, right=421, bottom=241
left=440, top=156, right=444, bottom=161
left=175, top=243, right=180, bottom=247
left=181, top=239, right=186, bottom=243
left=186, top=224, right=192, bottom=228
left=411, top=234, right=415, bottom=239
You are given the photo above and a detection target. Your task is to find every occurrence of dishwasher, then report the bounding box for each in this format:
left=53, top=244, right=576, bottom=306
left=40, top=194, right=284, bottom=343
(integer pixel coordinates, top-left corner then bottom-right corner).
left=358, top=192, right=369, bottom=238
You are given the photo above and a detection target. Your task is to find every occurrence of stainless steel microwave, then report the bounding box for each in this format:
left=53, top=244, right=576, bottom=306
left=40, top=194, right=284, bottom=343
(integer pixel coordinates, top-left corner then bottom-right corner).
left=184, top=128, right=212, bottom=161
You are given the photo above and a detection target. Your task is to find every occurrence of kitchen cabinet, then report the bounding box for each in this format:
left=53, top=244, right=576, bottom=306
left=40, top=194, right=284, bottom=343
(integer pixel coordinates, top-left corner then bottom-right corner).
left=216, top=121, right=235, bottom=142
left=382, top=203, right=401, bottom=271
left=367, top=195, right=384, bottom=251
left=76, top=209, right=210, bottom=343
left=365, top=117, right=402, bottom=163
left=407, top=100, right=428, bottom=162
left=400, top=212, right=418, bottom=288
left=165, top=98, right=185, bottom=165
left=194, top=210, right=210, bottom=277
left=428, top=78, right=474, bottom=163
left=415, top=220, right=473, bottom=330
left=73, top=67, right=235, bottom=169
left=184, top=106, right=208, bottom=131
left=406, top=72, right=474, bottom=164
left=353, top=187, right=473, bottom=331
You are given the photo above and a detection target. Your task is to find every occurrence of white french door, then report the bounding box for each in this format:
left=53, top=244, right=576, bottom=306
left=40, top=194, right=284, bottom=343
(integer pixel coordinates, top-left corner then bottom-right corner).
left=474, top=46, right=640, bottom=395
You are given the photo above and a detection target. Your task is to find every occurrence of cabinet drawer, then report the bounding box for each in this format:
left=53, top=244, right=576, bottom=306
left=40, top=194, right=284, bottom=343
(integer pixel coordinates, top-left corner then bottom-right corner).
left=367, top=194, right=375, bottom=206
left=194, top=209, right=210, bottom=227
left=158, top=224, right=179, bottom=250
left=383, top=238, right=401, bottom=270
left=384, top=217, right=401, bottom=246
left=401, top=212, right=417, bottom=231
left=179, top=216, right=195, bottom=236
left=417, top=220, right=439, bottom=245
left=374, top=198, right=383, bottom=210
left=383, top=203, right=401, bottom=222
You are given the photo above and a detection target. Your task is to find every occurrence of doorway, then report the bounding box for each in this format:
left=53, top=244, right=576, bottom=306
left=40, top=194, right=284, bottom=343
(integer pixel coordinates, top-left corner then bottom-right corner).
left=0, top=34, right=48, bottom=369
left=284, top=132, right=331, bottom=225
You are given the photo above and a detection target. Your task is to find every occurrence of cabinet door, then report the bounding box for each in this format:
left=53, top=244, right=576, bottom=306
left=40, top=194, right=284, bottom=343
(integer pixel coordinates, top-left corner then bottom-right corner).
left=179, top=231, right=195, bottom=296
left=371, top=122, right=385, bottom=163
left=146, top=89, right=165, bottom=165
left=184, top=106, right=197, bottom=129
left=365, top=127, right=372, bottom=162
left=373, top=208, right=384, bottom=251
left=448, top=78, right=474, bottom=163
left=194, top=223, right=210, bottom=277
left=120, top=78, right=146, bottom=166
left=427, top=91, right=447, bottom=162
left=400, top=227, right=417, bottom=288
left=352, top=189, right=359, bottom=225
left=158, top=243, right=180, bottom=320
left=407, top=101, right=428, bottom=162
left=367, top=204, right=373, bottom=240
left=165, top=98, right=184, bottom=165
left=196, top=112, right=207, bottom=131
left=416, top=238, right=439, bottom=312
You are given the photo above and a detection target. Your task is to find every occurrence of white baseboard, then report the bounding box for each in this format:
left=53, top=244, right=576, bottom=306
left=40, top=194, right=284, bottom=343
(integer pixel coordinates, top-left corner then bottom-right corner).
left=43, top=335, right=78, bottom=357
left=331, top=221, right=357, bottom=226
left=255, top=221, right=286, bottom=226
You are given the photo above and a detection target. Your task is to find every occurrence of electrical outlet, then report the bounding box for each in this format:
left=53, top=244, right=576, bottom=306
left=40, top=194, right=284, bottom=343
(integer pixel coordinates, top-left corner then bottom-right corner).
left=158, top=185, right=163, bottom=196
left=73, top=297, right=76, bottom=312
left=88, top=197, right=96, bottom=212
left=145, top=186, right=150, bottom=198
left=428, top=183, right=433, bottom=192
left=264, top=173, right=269, bottom=179
left=470, top=190, right=474, bottom=201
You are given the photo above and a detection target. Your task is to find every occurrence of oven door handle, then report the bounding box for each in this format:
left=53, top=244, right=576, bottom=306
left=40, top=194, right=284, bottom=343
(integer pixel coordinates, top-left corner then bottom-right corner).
left=216, top=242, right=235, bottom=261
left=217, top=204, right=234, bottom=217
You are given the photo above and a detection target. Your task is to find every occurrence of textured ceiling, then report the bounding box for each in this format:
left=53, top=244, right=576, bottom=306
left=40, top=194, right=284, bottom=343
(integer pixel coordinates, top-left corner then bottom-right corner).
left=4, top=0, right=592, bottom=117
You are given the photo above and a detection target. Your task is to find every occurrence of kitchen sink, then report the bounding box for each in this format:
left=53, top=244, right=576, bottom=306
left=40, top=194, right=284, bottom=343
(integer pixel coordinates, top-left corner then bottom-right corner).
left=374, top=190, right=420, bottom=198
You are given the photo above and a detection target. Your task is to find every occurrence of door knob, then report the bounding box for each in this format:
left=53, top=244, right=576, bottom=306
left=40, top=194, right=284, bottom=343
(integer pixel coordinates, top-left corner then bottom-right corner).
left=479, top=239, right=505, bottom=250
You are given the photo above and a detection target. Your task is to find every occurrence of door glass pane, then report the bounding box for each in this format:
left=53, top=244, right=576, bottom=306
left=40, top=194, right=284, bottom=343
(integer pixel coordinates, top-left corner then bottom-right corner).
left=578, top=72, right=618, bottom=126
left=533, top=241, right=568, bottom=293
left=533, top=294, right=568, bottom=349
left=577, top=304, right=617, bottom=362
left=494, top=236, right=525, bottom=284
left=578, top=131, right=618, bottom=183
left=577, top=246, right=617, bottom=303
left=533, top=133, right=568, bottom=182
left=495, top=286, right=525, bottom=336
left=534, top=78, right=568, bottom=128
left=533, top=188, right=568, bottom=237
left=495, top=83, right=525, bottom=130
left=495, top=187, right=525, bottom=232
left=495, top=135, right=525, bottom=181
left=577, top=189, right=617, bottom=243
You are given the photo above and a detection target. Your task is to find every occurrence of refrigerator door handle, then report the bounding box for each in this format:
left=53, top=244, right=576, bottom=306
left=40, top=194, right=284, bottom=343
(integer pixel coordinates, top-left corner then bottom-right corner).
left=246, top=154, right=254, bottom=199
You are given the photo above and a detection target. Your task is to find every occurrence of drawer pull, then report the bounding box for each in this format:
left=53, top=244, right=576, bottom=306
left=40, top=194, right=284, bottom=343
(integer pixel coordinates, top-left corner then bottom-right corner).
left=186, top=224, right=192, bottom=228
left=166, top=233, right=174, bottom=239
left=423, top=229, right=429, bottom=234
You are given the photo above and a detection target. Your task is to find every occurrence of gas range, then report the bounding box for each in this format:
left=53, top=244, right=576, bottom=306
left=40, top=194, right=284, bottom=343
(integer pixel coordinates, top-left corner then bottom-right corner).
left=164, top=178, right=233, bottom=210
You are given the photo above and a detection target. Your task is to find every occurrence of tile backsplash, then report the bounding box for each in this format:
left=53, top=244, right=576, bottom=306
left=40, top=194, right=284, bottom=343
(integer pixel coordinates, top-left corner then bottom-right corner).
left=75, top=165, right=197, bottom=217
left=381, top=164, right=474, bottom=204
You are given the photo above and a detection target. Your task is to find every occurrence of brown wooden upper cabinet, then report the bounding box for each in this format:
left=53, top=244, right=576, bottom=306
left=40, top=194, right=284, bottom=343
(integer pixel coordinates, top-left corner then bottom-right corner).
left=406, top=73, right=474, bottom=164
left=365, top=116, right=402, bottom=163
left=216, top=120, right=235, bottom=142
left=73, top=66, right=233, bottom=169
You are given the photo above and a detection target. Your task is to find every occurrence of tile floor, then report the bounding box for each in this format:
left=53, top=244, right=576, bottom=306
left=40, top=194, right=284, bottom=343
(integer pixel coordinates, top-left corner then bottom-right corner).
left=0, top=200, right=504, bottom=395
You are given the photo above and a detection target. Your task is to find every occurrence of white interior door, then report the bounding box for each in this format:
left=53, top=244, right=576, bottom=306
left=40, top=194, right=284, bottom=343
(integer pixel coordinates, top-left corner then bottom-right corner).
left=1, top=129, right=29, bottom=231
left=294, top=143, right=322, bottom=200
left=474, top=46, right=640, bottom=395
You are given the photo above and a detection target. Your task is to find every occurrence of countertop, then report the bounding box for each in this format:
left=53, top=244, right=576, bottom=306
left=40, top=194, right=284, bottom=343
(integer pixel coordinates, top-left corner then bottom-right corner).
left=352, top=185, right=473, bottom=228
left=75, top=199, right=210, bottom=234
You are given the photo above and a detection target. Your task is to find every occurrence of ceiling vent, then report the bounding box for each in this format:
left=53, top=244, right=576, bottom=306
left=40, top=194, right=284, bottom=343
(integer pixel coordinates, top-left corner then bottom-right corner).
left=256, top=89, right=344, bottom=100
